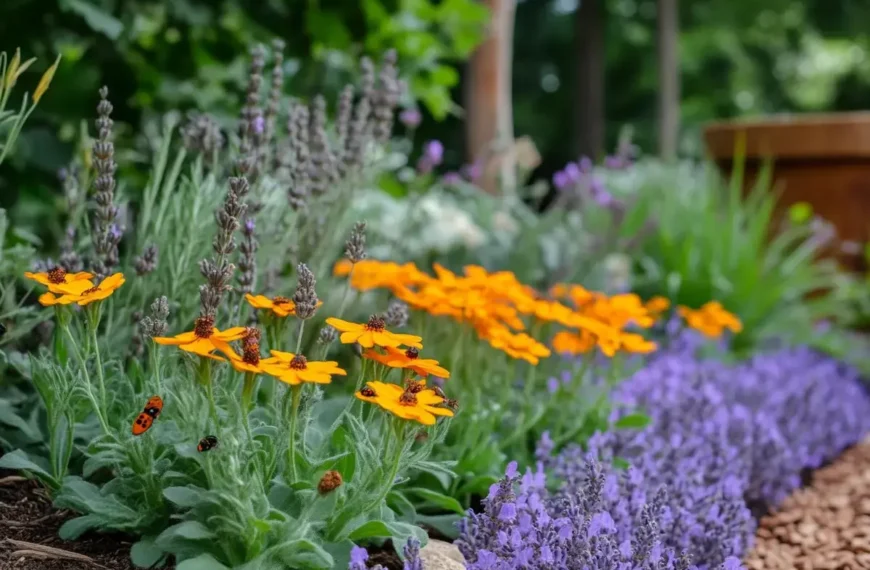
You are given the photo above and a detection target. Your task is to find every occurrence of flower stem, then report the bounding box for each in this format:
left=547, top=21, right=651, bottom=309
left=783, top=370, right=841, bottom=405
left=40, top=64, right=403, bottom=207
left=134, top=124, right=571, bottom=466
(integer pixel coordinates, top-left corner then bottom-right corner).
left=368, top=419, right=405, bottom=511
left=336, top=265, right=356, bottom=319
left=197, top=357, right=219, bottom=426
left=89, top=324, right=107, bottom=413
left=295, top=320, right=306, bottom=355
left=287, top=384, right=303, bottom=481
left=61, top=323, right=110, bottom=434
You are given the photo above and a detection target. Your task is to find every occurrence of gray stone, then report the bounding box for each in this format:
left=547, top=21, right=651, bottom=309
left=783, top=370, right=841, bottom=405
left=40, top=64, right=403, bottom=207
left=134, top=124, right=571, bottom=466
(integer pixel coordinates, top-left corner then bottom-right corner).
left=420, top=539, right=465, bottom=569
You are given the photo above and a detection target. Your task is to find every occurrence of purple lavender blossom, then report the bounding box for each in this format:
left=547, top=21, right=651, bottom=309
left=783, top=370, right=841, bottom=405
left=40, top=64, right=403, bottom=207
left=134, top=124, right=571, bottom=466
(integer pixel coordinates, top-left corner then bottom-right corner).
left=416, top=140, right=444, bottom=174
left=462, top=161, right=483, bottom=182
left=459, top=327, right=870, bottom=570
left=400, top=108, right=422, bottom=128
left=442, top=171, right=463, bottom=186
left=552, top=170, right=571, bottom=191
left=253, top=115, right=265, bottom=135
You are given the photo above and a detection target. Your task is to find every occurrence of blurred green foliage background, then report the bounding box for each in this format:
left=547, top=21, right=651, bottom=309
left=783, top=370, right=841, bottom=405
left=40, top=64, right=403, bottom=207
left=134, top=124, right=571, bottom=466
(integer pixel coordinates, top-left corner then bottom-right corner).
left=5, top=0, right=870, bottom=244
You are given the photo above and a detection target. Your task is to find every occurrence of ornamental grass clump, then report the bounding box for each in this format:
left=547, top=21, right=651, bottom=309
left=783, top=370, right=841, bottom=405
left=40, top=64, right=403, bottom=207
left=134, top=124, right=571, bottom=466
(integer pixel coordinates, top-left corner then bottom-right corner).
left=0, top=45, right=472, bottom=569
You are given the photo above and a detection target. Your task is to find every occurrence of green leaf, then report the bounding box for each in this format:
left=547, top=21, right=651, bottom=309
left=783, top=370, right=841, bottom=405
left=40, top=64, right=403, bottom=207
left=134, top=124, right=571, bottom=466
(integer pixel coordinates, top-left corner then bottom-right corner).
left=347, top=520, right=391, bottom=541
left=176, top=554, right=229, bottom=570
left=614, top=412, right=652, bottom=430
left=416, top=513, right=461, bottom=540
left=612, top=457, right=631, bottom=470
left=406, top=487, right=464, bottom=515
left=430, top=65, right=460, bottom=88
left=58, top=514, right=102, bottom=540
left=157, top=521, right=215, bottom=543
left=61, top=0, right=124, bottom=40
left=0, top=449, right=57, bottom=487
left=130, top=537, right=165, bottom=568
left=305, top=10, right=352, bottom=49
left=163, top=486, right=206, bottom=508
left=275, top=538, right=333, bottom=569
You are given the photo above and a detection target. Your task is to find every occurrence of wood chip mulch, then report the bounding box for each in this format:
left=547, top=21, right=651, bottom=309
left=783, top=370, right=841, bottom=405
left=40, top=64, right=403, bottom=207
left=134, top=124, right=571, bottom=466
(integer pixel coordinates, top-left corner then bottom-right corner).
left=0, top=473, right=143, bottom=570
left=745, top=439, right=870, bottom=570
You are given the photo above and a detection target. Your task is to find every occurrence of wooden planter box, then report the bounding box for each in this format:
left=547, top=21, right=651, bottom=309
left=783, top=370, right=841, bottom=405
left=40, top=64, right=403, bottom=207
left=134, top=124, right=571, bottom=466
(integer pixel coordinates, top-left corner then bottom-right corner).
left=704, top=113, right=870, bottom=272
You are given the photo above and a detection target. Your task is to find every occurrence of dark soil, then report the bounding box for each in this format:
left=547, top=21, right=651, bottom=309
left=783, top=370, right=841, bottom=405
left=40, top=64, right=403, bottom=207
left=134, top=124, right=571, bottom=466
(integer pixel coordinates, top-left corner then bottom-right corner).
left=0, top=472, right=145, bottom=570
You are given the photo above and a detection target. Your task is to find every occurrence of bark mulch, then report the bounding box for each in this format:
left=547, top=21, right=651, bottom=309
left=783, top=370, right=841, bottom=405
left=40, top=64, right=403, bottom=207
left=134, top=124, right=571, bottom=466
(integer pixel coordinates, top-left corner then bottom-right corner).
left=0, top=474, right=141, bottom=570
left=745, top=439, right=870, bottom=570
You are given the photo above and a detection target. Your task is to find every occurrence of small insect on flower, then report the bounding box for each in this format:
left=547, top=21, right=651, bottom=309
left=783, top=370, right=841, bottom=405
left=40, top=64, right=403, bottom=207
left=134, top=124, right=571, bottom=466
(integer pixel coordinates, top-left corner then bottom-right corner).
left=132, top=395, right=163, bottom=436
left=197, top=435, right=219, bottom=452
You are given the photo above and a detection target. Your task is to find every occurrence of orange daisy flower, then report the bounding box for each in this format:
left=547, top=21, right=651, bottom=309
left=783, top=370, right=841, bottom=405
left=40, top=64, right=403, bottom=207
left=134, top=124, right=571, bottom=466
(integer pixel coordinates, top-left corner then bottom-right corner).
left=153, top=316, right=247, bottom=361
left=245, top=293, right=322, bottom=318
left=24, top=267, right=95, bottom=295
left=259, top=351, right=347, bottom=385
left=325, top=315, right=423, bottom=349
left=37, top=273, right=126, bottom=306
left=363, top=346, right=451, bottom=378
left=355, top=380, right=454, bottom=426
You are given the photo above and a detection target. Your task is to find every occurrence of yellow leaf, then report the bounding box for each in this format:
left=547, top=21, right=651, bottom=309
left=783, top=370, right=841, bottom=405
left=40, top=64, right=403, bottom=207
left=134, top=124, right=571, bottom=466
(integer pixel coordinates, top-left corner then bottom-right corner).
left=3, top=48, right=21, bottom=91
left=33, top=54, right=62, bottom=104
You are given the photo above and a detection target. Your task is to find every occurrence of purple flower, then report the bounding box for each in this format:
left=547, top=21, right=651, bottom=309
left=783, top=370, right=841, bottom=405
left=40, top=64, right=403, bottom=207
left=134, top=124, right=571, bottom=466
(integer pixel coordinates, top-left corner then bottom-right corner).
left=442, top=171, right=462, bottom=185
left=546, top=377, right=560, bottom=394
left=424, top=140, right=443, bottom=164
left=564, top=162, right=581, bottom=182
left=552, top=170, right=571, bottom=191
left=416, top=140, right=444, bottom=174
left=400, top=108, right=422, bottom=128
left=253, top=115, right=265, bottom=135
left=458, top=327, right=870, bottom=570
left=348, top=546, right=369, bottom=570
left=462, top=161, right=483, bottom=182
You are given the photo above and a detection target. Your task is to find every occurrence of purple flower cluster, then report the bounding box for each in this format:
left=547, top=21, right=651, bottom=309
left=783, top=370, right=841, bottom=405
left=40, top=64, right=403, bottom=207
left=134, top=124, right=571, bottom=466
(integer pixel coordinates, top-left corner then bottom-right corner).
left=348, top=537, right=423, bottom=570
left=416, top=140, right=444, bottom=174
left=458, top=331, right=870, bottom=570
left=551, top=157, right=616, bottom=208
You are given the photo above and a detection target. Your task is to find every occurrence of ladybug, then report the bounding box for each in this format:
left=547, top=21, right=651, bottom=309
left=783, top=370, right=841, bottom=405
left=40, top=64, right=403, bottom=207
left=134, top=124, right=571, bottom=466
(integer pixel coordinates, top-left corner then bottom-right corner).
left=197, top=435, right=218, bottom=453
left=132, top=395, right=163, bottom=436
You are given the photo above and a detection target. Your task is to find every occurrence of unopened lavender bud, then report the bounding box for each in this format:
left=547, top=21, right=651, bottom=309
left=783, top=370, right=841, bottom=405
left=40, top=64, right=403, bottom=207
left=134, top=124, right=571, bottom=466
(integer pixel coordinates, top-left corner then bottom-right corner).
left=344, top=221, right=366, bottom=263
left=134, top=243, right=159, bottom=276
left=237, top=217, right=258, bottom=294
left=292, top=263, right=318, bottom=320
left=140, top=296, right=170, bottom=338
left=384, top=299, right=408, bottom=328
left=318, top=325, right=337, bottom=345
left=180, top=112, right=225, bottom=155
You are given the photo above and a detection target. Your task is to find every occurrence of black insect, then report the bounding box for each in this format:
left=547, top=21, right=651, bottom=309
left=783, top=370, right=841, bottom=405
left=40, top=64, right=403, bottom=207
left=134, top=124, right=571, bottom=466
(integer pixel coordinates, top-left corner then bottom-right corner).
left=197, top=435, right=218, bottom=453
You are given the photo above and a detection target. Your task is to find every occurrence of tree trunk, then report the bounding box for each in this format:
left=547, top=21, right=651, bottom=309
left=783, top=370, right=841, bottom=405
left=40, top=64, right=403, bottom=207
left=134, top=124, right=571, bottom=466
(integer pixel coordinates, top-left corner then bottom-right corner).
left=575, top=0, right=605, bottom=160
left=657, top=0, right=680, bottom=161
left=465, top=0, right=516, bottom=195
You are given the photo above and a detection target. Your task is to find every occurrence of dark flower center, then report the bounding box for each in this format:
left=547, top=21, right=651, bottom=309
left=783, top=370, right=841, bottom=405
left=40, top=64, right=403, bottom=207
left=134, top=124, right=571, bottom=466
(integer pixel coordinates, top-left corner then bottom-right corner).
left=47, top=267, right=67, bottom=284
left=243, top=344, right=261, bottom=365
left=273, top=296, right=292, bottom=305
left=82, top=286, right=99, bottom=296
left=289, top=354, right=308, bottom=370
left=360, top=386, right=377, bottom=397
left=399, top=390, right=418, bottom=406
left=405, top=347, right=419, bottom=359
left=243, top=327, right=261, bottom=347
left=194, top=316, right=215, bottom=339
left=406, top=380, right=425, bottom=394
left=365, top=315, right=386, bottom=332
left=317, top=470, right=343, bottom=495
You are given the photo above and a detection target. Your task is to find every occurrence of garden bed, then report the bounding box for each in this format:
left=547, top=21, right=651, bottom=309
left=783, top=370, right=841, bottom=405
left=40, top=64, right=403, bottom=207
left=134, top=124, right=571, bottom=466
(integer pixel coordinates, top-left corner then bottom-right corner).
left=0, top=467, right=140, bottom=570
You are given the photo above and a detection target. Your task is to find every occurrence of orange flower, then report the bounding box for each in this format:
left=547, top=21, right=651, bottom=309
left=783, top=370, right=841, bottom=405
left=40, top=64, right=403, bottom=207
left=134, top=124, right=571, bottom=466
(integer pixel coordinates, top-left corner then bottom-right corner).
left=153, top=316, right=247, bottom=361
left=260, top=351, right=347, bottom=385
left=483, top=326, right=551, bottom=365
left=334, top=259, right=429, bottom=292
left=363, top=346, right=450, bottom=378
left=38, top=273, right=125, bottom=306
left=678, top=302, right=742, bottom=338
left=245, top=293, right=322, bottom=318
left=645, top=296, right=671, bottom=319
left=355, top=380, right=453, bottom=426
left=25, top=267, right=95, bottom=295
left=552, top=330, right=597, bottom=355
left=325, top=315, right=423, bottom=349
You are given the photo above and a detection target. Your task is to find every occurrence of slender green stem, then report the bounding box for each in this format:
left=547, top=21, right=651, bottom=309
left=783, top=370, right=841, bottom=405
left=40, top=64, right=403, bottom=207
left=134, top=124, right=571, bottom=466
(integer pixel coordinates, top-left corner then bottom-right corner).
left=61, top=324, right=109, bottom=434
left=89, top=325, right=107, bottom=413
left=336, top=265, right=356, bottom=319
left=196, top=357, right=219, bottom=426
left=287, top=384, right=303, bottom=481
left=368, top=419, right=405, bottom=511
left=241, top=371, right=257, bottom=412
left=295, top=320, right=306, bottom=355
